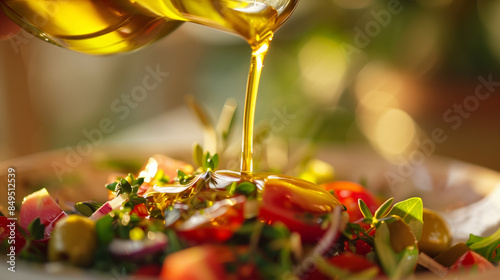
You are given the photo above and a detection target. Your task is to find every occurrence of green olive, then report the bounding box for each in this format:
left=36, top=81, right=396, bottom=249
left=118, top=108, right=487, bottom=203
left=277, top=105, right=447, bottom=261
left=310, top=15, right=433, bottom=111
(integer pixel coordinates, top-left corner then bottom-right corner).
left=48, top=215, right=97, bottom=267
left=387, top=216, right=418, bottom=253
left=418, top=208, right=452, bottom=257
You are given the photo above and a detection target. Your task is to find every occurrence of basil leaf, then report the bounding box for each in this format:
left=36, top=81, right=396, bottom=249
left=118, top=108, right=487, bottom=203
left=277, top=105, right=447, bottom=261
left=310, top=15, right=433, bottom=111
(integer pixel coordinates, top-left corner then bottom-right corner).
left=388, top=197, right=423, bottom=240
left=466, top=227, right=500, bottom=263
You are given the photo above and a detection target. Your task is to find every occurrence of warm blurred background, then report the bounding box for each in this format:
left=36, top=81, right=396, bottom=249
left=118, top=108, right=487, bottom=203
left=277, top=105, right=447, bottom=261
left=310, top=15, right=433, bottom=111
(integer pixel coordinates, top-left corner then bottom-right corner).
left=1, top=0, right=500, bottom=172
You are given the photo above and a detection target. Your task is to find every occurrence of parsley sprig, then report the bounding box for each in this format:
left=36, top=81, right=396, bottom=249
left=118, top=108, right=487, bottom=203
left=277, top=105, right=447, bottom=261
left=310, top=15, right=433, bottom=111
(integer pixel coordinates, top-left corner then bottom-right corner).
left=106, top=174, right=147, bottom=209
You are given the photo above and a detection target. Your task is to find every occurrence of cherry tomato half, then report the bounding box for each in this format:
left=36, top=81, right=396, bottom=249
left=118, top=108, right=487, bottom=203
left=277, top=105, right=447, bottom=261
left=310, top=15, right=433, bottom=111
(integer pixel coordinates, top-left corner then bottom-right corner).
left=259, top=178, right=342, bottom=243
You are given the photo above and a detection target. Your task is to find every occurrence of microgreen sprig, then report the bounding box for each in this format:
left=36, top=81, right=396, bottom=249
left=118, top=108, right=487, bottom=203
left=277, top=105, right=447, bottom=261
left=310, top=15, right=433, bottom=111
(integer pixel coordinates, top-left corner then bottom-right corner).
left=192, top=143, right=219, bottom=172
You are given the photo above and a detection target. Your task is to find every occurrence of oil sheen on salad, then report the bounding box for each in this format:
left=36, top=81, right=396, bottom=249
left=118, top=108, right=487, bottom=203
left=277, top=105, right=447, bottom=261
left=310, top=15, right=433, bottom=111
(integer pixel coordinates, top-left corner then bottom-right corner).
left=2, top=149, right=500, bottom=279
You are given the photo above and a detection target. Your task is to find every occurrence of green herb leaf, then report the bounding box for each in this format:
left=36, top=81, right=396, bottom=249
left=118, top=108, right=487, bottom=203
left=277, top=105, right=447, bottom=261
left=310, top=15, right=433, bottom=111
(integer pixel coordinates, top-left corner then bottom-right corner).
left=27, top=217, right=45, bottom=240
left=387, top=197, right=423, bottom=240
left=210, top=153, right=219, bottom=170
left=358, top=199, right=374, bottom=220
left=374, top=222, right=397, bottom=273
left=392, top=246, right=419, bottom=279
left=193, top=143, right=204, bottom=168
left=165, top=229, right=184, bottom=254
left=152, top=169, right=169, bottom=186
left=194, top=149, right=220, bottom=172
left=96, top=214, right=114, bottom=245
left=106, top=182, right=118, bottom=192
left=227, top=181, right=237, bottom=195
left=466, top=227, right=500, bottom=263
left=177, top=170, right=190, bottom=184
left=235, top=182, right=257, bottom=198
left=202, top=152, right=211, bottom=170
left=74, top=201, right=103, bottom=217
left=116, top=178, right=132, bottom=196
left=374, top=197, right=394, bottom=220
left=374, top=222, right=418, bottom=278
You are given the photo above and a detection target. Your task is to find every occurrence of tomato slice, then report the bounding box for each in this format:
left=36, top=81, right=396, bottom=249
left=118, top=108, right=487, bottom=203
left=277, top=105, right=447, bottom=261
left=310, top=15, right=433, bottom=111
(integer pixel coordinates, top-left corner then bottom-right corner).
left=258, top=177, right=342, bottom=243
left=130, top=204, right=149, bottom=218
left=321, top=181, right=380, bottom=223
left=303, top=252, right=380, bottom=280
left=19, top=188, right=67, bottom=240
left=449, top=251, right=494, bottom=273
left=161, top=245, right=232, bottom=280
left=328, top=253, right=380, bottom=273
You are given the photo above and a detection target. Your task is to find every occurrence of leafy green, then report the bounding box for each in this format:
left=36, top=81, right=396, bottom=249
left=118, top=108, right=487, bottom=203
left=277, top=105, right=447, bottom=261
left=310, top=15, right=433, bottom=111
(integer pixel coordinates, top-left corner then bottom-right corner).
left=192, top=144, right=220, bottom=172
left=96, top=214, right=114, bottom=245
left=74, top=201, right=103, bottom=217
left=374, top=222, right=418, bottom=279
left=165, top=229, right=184, bottom=255
left=151, top=169, right=169, bottom=186
left=387, top=197, right=423, bottom=240
left=374, top=198, right=394, bottom=220
left=466, top=227, right=500, bottom=263
left=27, top=218, right=45, bottom=240
left=193, top=143, right=204, bottom=168
left=106, top=182, right=118, bottom=192
left=344, top=222, right=375, bottom=249
left=235, top=182, right=257, bottom=198
left=177, top=170, right=191, bottom=185
left=202, top=152, right=219, bottom=171
left=123, top=196, right=147, bottom=210
left=359, top=199, right=374, bottom=220
left=107, top=174, right=145, bottom=196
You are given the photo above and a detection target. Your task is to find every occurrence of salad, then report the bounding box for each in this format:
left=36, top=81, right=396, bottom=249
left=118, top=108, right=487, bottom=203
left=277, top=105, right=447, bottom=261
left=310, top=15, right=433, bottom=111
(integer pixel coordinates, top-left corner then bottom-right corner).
left=1, top=146, right=500, bottom=280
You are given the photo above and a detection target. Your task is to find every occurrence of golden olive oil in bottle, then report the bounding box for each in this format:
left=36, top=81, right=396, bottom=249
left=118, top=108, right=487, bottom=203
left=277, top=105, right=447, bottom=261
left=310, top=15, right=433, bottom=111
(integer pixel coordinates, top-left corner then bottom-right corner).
left=1, top=0, right=298, bottom=175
